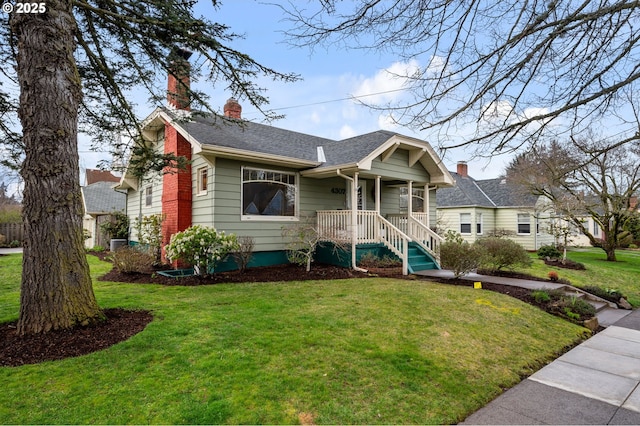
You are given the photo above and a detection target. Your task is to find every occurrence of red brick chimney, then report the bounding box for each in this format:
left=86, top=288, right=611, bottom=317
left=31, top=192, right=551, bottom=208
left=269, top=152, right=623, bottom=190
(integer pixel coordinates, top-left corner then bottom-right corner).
left=162, top=48, right=193, bottom=264
left=457, top=161, right=468, bottom=177
left=224, top=97, right=242, bottom=119
left=167, top=48, right=193, bottom=110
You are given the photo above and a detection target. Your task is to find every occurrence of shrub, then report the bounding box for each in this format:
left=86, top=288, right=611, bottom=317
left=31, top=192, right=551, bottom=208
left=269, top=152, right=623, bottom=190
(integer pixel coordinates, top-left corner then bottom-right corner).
left=358, top=252, right=401, bottom=268
left=233, top=235, right=255, bottom=273
left=548, top=271, right=559, bottom=281
left=0, top=234, right=5, bottom=246
left=531, top=290, right=551, bottom=303
left=439, top=240, right=484, bottom=278
left=476, top=237, right=532, bottom=271
left=583, top=285, right=625, bottom=303
left=8, top=240, right=20, bottom=248
left=282, top=218, right=324, bottom=272
left=537, top=244, right=561, bottom=259
left=100, top=211, right=130, bottom=240
left=87, top=245, right=106, bottom=252
left=110, top=246, right=154, bottom=274
left=165, top=225, right=239, bottom=276
left=134, top=214, right=164, bottom=265
left=558, top=296, right=596, bottom=320
left=629, top=243, right=638, bottom=249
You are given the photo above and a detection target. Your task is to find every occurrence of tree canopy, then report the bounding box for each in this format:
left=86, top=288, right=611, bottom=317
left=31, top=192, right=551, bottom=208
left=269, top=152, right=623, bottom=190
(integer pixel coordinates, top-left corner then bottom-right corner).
left=506, top=134, right=640, bottom=261
left=3, top=0, right=296, bottom=335
left=283, top=0, right=640, bottom=155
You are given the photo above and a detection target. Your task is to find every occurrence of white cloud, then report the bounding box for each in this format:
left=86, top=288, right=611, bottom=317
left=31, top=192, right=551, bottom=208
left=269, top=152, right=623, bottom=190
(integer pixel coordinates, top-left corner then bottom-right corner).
left=352, top=60, right=421, bottom=105
left=339, top=125, right=357, bottom=139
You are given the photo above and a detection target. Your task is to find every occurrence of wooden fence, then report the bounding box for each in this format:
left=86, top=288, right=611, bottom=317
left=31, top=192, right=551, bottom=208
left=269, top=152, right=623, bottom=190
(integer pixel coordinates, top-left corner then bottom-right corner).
left=0, top=222, right=23, bottom=245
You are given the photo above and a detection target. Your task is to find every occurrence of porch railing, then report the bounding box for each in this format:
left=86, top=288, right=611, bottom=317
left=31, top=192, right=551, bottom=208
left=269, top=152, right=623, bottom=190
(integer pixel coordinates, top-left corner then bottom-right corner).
left=387, top=213, right=441, bottom=262
left=317, top=210, right=411, bottom=274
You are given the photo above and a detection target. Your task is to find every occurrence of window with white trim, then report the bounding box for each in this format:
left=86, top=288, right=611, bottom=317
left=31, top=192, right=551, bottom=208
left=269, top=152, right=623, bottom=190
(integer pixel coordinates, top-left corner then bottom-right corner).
left=145, top=186, right=152, bottom=206
left=242, top=167, right=297, bottom=220
left=517, top=213, right=531, bottom=234
left=197, top=167, right=208, bottom=195
left=460, top=213, right=471, bottom=234
left=593, top=220, right=600, bottom=237
left=476, top=213, right=483, bottom=235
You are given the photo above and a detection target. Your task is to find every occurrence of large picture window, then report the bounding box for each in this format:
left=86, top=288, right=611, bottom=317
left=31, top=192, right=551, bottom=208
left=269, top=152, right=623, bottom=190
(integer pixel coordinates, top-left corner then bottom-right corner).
left=517, top=213, right=531, bottom=234
left=242, top=167, right=297, bottom=219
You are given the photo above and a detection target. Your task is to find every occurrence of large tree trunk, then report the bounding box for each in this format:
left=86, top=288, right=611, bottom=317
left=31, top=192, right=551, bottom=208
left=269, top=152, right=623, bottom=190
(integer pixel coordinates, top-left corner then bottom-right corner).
left=11, top=0, right=103, bottom=335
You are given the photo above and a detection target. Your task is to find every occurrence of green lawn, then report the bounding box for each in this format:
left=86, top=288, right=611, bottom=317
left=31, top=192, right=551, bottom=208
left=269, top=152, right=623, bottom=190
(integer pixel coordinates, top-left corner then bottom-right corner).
left=520, top=248, right=640, bottom=307
left=0, top=254, right=588, bottom=424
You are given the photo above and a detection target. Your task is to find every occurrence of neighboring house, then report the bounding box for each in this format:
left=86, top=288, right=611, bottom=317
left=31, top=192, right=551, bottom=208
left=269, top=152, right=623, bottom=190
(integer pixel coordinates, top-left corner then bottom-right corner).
left=436, top=162, right=555, bottom=250
left=85, top=169, right=120, bottom=186
left=115, top=51, right=454, bottom=274
left=81, top=181, right=126, bottom=249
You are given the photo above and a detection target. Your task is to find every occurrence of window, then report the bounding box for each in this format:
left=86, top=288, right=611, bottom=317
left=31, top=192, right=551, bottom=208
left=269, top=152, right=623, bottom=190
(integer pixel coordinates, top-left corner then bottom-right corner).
left=242, top=167, right=297, bottom=219
left=517, top=213, right=531, bottom=234
left=145, top=186, right=152, bottom=206
left=399, top=187, right=424, bottom=212
left=197, top=167, right=208, bottom=195
left=460, top=213, right=471, bottom=234
left=476, top=213, right=483, bottom=235
left=593, top=220, right=600, bottom=237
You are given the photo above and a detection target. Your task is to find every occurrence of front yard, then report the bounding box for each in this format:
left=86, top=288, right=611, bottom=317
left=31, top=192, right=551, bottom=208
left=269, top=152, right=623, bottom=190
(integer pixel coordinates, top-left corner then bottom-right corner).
left=519, top=248, right=640, bottom=307
left=0, top=254, right=588, bottom=424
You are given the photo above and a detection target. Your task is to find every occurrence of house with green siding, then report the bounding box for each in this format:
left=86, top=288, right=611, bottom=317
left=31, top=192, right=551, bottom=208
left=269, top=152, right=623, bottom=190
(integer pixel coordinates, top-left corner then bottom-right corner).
left=115, top=50, right=454, bottom=274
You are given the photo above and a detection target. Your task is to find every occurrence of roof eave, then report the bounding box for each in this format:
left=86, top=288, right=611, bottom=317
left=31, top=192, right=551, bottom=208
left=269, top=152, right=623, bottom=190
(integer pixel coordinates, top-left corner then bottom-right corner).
left=200, top=145, right=320, bottom=169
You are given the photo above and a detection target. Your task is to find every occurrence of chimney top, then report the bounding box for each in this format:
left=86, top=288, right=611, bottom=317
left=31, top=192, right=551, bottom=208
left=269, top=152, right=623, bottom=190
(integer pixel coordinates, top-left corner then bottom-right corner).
left=456, top=161, right=468, bottom=178
left=224, top=97, right=242, bottom=119
left=167, top=48, right=192, bottom=110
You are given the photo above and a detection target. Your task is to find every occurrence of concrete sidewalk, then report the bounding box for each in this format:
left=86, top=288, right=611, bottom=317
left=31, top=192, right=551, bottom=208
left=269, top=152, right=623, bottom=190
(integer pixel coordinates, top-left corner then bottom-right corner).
left=0, top=247, right=22, bottom=255
left=462, top=311, right=640, bottom=424
left=417, top=270, right=640, bottom=424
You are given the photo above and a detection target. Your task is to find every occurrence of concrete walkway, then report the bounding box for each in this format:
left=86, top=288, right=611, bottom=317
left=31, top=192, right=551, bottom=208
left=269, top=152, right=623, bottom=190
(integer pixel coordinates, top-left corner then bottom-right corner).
left=415, top=269, right=640, bottom=424
left=0, top=247, right=22, bottom=255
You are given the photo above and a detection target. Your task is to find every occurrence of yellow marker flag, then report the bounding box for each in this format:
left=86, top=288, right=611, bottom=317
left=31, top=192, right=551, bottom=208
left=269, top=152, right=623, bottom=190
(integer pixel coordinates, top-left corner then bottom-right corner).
left=474, top=282, right=482, bottom=289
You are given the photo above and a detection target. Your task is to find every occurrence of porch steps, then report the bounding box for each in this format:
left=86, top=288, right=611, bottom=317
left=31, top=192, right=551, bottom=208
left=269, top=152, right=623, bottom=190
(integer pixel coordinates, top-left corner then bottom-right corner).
left=407, top=242, right=438, bottom=273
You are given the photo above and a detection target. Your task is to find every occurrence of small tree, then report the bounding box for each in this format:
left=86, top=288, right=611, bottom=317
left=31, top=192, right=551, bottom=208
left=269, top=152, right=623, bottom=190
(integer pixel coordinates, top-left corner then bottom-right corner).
left=282, top=217, right=323, bottom=272
left=165, top=225, right=239, bottom=277
left=548, top=219, right=577, bottom=263
left=135, top=214, right=164, bottom=265
left=439, top=231, right=484, bottom=278
left=233, top=236, right=255, bottom=273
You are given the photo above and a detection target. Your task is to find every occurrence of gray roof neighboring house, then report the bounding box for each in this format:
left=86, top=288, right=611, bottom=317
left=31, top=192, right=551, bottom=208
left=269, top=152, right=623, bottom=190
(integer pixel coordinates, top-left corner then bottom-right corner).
left=437, top=172, right=538, bottom=208
left=81, top=181, right=126, bottom=215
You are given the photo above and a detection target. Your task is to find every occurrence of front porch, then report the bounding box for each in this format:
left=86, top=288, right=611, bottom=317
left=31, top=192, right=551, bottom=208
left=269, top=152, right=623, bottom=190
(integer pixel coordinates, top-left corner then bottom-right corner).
left=317, top=210, right=442, bottom=275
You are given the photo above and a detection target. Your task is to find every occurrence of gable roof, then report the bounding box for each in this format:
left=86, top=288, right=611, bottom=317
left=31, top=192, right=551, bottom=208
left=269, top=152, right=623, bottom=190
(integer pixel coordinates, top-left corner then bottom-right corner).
left=119, top=108, right=454, bottom=187
left=81, top=181, right=126, bottom=215
left=437, top=172, right=538, bottom=208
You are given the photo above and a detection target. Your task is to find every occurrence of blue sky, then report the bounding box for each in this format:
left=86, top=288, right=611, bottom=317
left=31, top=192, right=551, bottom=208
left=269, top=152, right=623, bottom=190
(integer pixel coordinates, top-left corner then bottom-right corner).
left=79, top=0, right=513, bottom=181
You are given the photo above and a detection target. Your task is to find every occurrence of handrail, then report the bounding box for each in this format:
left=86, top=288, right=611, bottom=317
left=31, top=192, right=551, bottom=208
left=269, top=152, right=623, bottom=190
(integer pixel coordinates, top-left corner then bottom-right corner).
left=407, top=214, right=442, bottom=263
left=376, top=214, right=411, bottom=275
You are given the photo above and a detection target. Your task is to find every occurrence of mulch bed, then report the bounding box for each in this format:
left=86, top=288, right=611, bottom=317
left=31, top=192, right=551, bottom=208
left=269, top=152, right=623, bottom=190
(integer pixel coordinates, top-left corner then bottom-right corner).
left=0, top=252, right=591, bottom=367
left=0, top=309, right=153, bottom=367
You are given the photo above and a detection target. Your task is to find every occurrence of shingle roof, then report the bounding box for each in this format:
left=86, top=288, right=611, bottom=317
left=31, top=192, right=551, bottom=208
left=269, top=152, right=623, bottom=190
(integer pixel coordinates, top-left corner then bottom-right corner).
left=437, top=173, right=537, bottom=208
left=182, top=114, right=333, bottom=163
left=177, top=112, right=406, bottom=167
left=82, top=181, right=126, bottom=215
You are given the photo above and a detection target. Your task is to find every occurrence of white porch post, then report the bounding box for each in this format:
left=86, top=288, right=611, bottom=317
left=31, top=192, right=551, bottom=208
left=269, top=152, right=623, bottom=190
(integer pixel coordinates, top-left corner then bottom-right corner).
left=375, top=175, right=381, bottom=214
left=424, top=184, right=430, bottom=226
left=352, top=172, right=359, bottom=268
left=375, top=175, right=381, bottom=242
left=407, top=180, right=413, bottom=215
